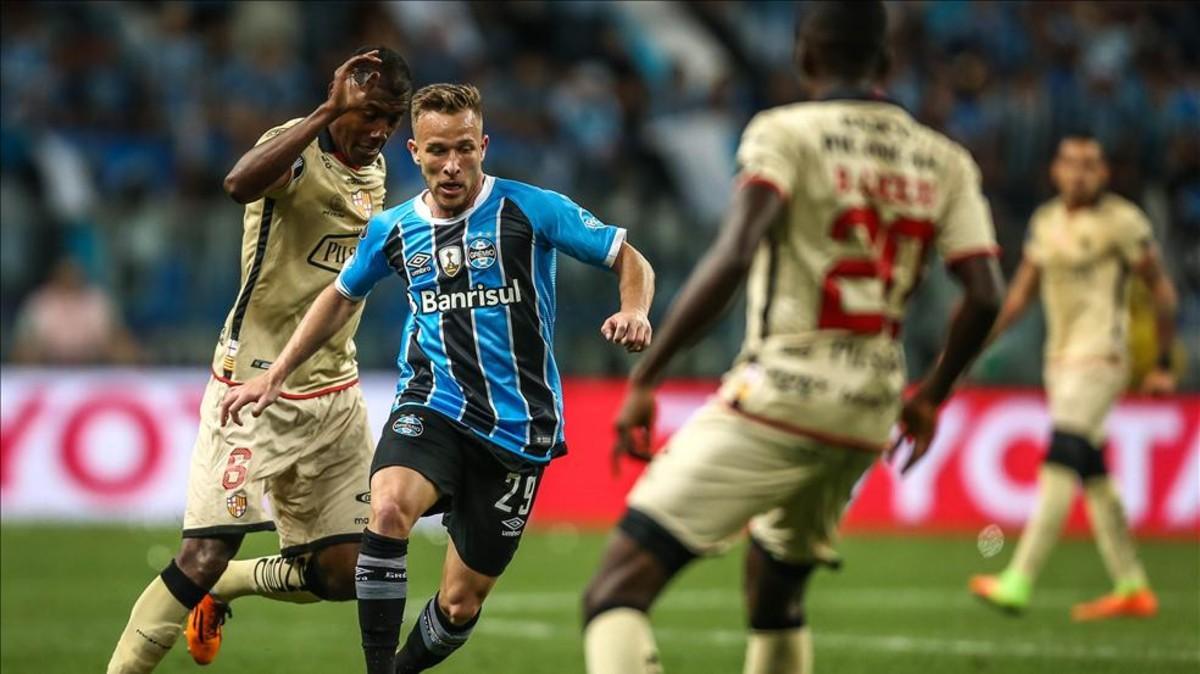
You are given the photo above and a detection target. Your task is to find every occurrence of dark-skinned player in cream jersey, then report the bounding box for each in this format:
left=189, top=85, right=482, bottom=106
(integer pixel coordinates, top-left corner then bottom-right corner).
left=581, top=3, right=1006, bottom=672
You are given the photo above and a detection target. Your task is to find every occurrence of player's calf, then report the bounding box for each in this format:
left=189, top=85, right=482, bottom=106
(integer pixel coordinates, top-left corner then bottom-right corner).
left=743, top=537, right=816, bottom=674
left=107, top=536, right=241, bottom=674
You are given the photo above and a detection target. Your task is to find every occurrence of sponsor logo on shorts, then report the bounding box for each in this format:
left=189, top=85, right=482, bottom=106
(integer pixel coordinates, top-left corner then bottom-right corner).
left=226, top=490, right=248, bottom=519
left=393, top=413, right=424, bottom=437
left=406, top=252, right=433, bottom=277
left=500, top=517, right=525, bottom=537
left=467, top=237, right=497, bottom=270
left=354, top=517, right=370, bottom=525
left=355, top=491, right=371, bottom=504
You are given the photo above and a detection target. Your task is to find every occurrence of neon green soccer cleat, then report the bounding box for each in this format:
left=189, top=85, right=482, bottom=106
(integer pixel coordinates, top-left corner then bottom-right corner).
left=969, top=570, right=1031, bottom=615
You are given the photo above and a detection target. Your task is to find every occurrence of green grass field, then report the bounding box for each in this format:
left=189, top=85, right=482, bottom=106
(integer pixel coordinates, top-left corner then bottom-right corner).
left=2, top=525, right=1197, bottom=673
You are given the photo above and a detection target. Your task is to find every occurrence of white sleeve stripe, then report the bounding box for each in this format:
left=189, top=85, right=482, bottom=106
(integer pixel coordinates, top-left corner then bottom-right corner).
left=604, top=228, right=627, bottom=268
left=334, top=275, right=368, bottom=302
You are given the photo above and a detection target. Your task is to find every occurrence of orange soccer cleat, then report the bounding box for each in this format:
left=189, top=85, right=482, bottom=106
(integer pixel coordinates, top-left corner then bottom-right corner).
left=186, top=594, right=232, bottom=665
left=1071, top=588, right=1158, bottom=622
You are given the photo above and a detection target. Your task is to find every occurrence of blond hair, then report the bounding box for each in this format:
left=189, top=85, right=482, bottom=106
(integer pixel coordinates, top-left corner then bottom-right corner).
left=410, top=83, right=483, bottom=125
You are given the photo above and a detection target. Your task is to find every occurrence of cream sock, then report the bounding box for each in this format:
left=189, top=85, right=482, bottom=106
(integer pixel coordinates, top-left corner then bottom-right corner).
left=1084, top=476, right=1150, bottom=592
left=106, top=576, right=189, bottom=674
left=744, top=627, right=812, bottom=674
left=1009, top=464, right=1077, bottom=581
left=584, top=607, right=663, bottom=674
left=210, top=555, right=320, bottom=603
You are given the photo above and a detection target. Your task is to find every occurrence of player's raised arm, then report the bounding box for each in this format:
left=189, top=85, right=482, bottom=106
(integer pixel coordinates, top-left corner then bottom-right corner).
left=602, top=242, right=655, bottom=353
left=219, top=284, right=361, bottom=425
left=222, top=50, right=385, bottom=203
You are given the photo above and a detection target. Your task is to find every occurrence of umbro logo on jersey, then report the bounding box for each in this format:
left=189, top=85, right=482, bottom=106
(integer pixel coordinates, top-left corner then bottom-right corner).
left=418, top=281, right=523, bottom=314
left=406, top=252, right=433, bottom=277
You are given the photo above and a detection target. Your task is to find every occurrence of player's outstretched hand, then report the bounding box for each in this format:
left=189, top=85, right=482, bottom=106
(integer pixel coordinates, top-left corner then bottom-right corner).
left=1140, top=368, right=1176, bottom=397
left=219, top=375, right=283, bottom=427
left=612, top=383, right=657, bottom=475
left=327, top=50, right=382, bottom=115
left=889, top=387, right=940, bottom=474
left=601, top=310, right=652, bottom=353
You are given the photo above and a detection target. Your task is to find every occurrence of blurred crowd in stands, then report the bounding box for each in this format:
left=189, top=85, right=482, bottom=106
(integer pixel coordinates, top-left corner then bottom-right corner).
left=2, top=1, right=1197, bottom=388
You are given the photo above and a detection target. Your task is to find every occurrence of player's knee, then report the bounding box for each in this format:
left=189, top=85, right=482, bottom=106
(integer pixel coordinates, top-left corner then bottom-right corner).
left=309, top=545, right=359, bottom=601
left=176, top=536, right=239, bottom=587
left=369, top=497, right=418, bottom=538
left=439, top=587, right=485, bottom=626
left=1045, top=430, right=1105, bottom=479
left=744, top=537, right=815, bottom=630
left=582, top=510, right=690, bottom=623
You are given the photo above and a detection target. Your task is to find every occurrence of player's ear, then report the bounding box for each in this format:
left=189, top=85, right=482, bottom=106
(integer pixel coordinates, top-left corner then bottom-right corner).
left=480, top=134, right=489, bottom=160
left=407, top=138, right=419, bottom=164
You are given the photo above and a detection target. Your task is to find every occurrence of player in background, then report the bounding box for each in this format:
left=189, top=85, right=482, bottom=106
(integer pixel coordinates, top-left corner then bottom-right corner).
left=969, top=135, right=1178, bottom=620
left=581, top=3, right=1005, bottom=672
left=107, top=47, right=412, bottom=673
left=220, top=84, right=655, bottom=674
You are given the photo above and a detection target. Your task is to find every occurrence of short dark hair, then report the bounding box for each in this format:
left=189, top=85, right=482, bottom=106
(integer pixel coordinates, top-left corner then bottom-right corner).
left=799, top=1, right=889, bottom=81
left=410, top=83, right=483, bottom=125
left=351, top=45, right=413, bottom=106
left=1056, top=132, right=1106, bottom=159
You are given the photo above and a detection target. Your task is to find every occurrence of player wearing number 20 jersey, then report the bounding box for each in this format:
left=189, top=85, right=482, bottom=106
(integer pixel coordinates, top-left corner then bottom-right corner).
left=582, top=5, right=1004, bottom=673
left=722, top=93, right=999, bottom=451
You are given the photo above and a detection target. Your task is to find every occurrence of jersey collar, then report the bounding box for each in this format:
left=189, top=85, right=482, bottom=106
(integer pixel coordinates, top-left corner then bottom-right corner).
left=318, top=127, right=366, bottom=171
left=818, top=86, right=904, bottom=110
left=414, top=175, right=496, bottom=225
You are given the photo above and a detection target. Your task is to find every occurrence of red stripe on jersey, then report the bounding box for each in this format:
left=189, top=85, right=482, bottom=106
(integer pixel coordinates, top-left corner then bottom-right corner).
left=738, top=174, right=790, bottom=200
left=723, top=401, right=887, bottom=454
left=945, top=245, right=1001, bottom=265
left=210, top=370, right=360, bottom=400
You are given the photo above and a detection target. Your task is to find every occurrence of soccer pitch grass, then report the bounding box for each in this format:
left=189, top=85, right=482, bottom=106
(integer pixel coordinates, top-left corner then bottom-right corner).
left=2, top=525, right=1197, bottom=673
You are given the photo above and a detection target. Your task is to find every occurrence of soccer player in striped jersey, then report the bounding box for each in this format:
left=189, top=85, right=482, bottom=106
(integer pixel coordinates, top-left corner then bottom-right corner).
left=220, top=83, right=656, bottom=673
left=107, top=48, right=411, bottom=674
left=581, top=3, right=1005, bottom=673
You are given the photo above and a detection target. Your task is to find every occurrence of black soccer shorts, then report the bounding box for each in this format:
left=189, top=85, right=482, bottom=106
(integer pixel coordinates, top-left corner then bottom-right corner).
left=371, top=404, right=546, bottom=577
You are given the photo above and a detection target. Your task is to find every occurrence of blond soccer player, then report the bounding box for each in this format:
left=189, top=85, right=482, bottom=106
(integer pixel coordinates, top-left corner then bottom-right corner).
left=106, top=48, right=410, bottom=673
left=581, top=3, right=1005, bottom=672
left=969, top=134, right=1179, bottom=621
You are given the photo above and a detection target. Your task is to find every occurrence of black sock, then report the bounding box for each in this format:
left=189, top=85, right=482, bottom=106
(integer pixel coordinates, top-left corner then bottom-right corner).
left=394, top=594, right=479, bottom=673
left=356, top=529, right=409, bottom=674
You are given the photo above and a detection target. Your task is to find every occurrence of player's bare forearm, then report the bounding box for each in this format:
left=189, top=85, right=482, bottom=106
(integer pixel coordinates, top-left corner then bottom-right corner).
left=630, top=181, right=786, bottom=387
left=222, top=104, right=340, bottom=204
left=613, top=242, right=654, bottom=317
left=987, top=257, right=1038, bottom=345
left=922, top=255, right=1005, bottom=403
left=601, top=243, right=655, bottom=352
left=266, top=284, right=359, bottom=386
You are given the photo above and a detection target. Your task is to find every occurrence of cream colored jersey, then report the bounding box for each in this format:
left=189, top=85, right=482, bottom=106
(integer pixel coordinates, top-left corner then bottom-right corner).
left=1025, top=194, right=1151, bottom=365
left=721, top=97, right=998, bottom=450
left=212, top=120, right=387, bottom=395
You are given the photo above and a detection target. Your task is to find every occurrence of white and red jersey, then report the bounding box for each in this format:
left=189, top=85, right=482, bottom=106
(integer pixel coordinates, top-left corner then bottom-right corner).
left=718, top=93, right=999, bottom=450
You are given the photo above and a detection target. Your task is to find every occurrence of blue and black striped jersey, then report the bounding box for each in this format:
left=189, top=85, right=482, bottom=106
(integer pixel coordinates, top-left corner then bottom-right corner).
left=337, top=176, right=626, bottom=463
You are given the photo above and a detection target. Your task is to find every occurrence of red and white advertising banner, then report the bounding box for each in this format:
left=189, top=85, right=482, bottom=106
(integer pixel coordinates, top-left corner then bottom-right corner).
left=2, top=370, right=1197, bottom=536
